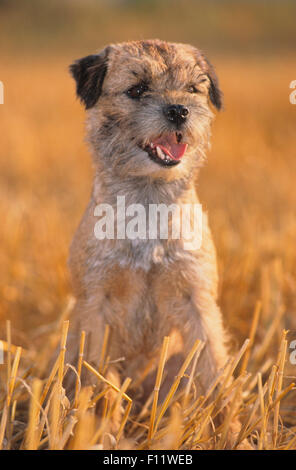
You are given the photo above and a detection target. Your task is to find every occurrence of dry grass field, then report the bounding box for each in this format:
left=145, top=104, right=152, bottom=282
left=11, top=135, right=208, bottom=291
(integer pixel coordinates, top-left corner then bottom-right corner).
left=0, top=0, right=296, bottom=451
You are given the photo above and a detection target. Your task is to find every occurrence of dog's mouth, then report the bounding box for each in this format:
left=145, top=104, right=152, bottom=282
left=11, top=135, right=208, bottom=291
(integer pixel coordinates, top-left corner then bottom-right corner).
left=141, top=132, right=188, bottom=167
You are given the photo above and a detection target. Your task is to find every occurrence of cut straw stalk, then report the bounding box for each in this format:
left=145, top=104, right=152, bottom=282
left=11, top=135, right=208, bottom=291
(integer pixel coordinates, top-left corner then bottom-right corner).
left=161, top=403, right=183, bottom=450
left=49, top=380, right=71, bottom=450
left=185, top=359, right=232, bottom=418
left=4, top=321, right=11, bottom=450
left=148, top=336, right=170, bottom=441
left=0, top=340, right=30, bottom=358
left=37, top=296, right=75, bottom=377
left=286, top=434, right=296, bottom=451
left=222, top=339, right=250, bottom=388
left=83, top=361, right=132, bottom=403
left=100, top=397, right=109, bottom=438
left=240, top=301, right=261, bottom=374
left=39, top=356, right=59, bottom=407
left=244, top=357, right=273, bottom=396
left=129, top=389, right=155, bottom=435
left=0, top=404, right=8, bottom=450
left=57, top=321, right=69, bottom=388
left=253, top=305, right=285, bottom=362
left=89, top=386, right=111, bottom=408
left=0, top=343, right=22, bottom=449
left=194, top=405, right=216, bottom=445
left=211, top=339, right=250, bottom=410
left=69, top=387, right=94, bottom=450
left=182, top=402, right=215, bottom=445
left=36, top=393, right=51, bottom=448
left=74, top=330, right=86, bottom=408
left=116, top=400, right=133, bottom=442
left=99, top=324, right=110, bottom=373
left=107, top=377, right=132, bottom=421
left=183, top=341, right=204, bottom=409
left=154, top=339, right=203, bottom=434
left=49, top=383, right=61, bottom=449
left=8, top=399, right=17, bottom=449
left=7, top=346, right=22, bottom=408
left=217, top=374, right=247, bottom=449
left=49, top=320, right=69, bottom=450
left=270, top=381, right=295, bottom=411
left=235, top=381, right=268, bottom=447
left=89, top=378, right=132, bottom=446
left=59, top=415, right=78, bottom=450
left=83, top=360, right=133, bottom=446
left=213, top=371, right=251, bottom=423
left=235, top=333, right=293, bottom=450
left=268, top=364, right=278, bottom=403
left=273, top=331, right=288, bottom=447
left=257, top=372, right=266, bottom=450
left=25, top=378, right=42, bottom=450
left=131, top=357, right=156, bottom=390
left=6, top=320, right=11, bottom=391
left=257, top=366, right=276, bottom=450
left=237, top=379, right=294, bottom=449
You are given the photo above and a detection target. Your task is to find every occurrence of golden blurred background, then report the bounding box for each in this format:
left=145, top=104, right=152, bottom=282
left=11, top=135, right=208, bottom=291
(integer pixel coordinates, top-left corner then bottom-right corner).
left=0, top=0, right=295, bottom=384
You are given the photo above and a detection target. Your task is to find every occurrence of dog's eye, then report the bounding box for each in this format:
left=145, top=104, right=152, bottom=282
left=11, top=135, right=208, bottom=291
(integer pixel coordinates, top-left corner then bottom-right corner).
left=126, top=83, right=149, bottom=99
left=188, top=78, right=208, bottom=94
left=188, top=85, right=199, bottom=94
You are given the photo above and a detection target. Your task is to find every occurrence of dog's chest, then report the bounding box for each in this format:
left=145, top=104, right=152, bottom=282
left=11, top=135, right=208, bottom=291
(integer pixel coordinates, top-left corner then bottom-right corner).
left=98, top=242, right=198, bottom=351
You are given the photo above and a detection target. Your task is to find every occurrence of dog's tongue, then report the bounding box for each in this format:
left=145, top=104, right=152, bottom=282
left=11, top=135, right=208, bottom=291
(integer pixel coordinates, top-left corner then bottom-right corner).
left=153, top=134, right=187, bottom=161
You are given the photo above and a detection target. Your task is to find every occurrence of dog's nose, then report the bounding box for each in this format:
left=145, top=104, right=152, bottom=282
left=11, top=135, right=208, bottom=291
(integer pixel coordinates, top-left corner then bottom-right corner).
left=163, top=104, right=189, bottom=126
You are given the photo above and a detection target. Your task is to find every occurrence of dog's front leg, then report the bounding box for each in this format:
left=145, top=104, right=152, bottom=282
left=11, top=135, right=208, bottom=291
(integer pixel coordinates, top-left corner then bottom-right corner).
left=178, top=292, right=229, bottom=394
left=178, top=292, right=252, bottom=449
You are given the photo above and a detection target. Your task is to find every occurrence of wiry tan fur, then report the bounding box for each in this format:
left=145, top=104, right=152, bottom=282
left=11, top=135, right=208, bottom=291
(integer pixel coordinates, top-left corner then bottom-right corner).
left=63, top=40, right=246, bottom=446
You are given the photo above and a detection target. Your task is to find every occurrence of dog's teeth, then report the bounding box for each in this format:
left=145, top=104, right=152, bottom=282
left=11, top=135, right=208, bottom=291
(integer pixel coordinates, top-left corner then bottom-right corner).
left=156, top=146, right=165, bottom=160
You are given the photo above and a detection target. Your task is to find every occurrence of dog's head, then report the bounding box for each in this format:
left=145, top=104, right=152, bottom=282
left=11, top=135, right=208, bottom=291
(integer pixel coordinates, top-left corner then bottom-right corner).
left=70, top=40, right=222, bottom=180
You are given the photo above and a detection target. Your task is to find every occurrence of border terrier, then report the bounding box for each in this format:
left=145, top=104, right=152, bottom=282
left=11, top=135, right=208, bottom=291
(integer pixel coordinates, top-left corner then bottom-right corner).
left=65, top=39, right=243, bottom=444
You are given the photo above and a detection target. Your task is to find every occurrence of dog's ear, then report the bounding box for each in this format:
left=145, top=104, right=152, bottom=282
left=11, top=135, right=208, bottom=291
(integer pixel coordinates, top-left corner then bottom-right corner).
left=69, top=47, right=110, bottom=109
left=194, top=49, right=223, bottom=110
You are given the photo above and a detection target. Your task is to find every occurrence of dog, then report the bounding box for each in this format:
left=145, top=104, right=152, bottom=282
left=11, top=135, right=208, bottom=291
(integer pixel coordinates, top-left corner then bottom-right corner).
left=64, top=39, right=243, bottom=446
